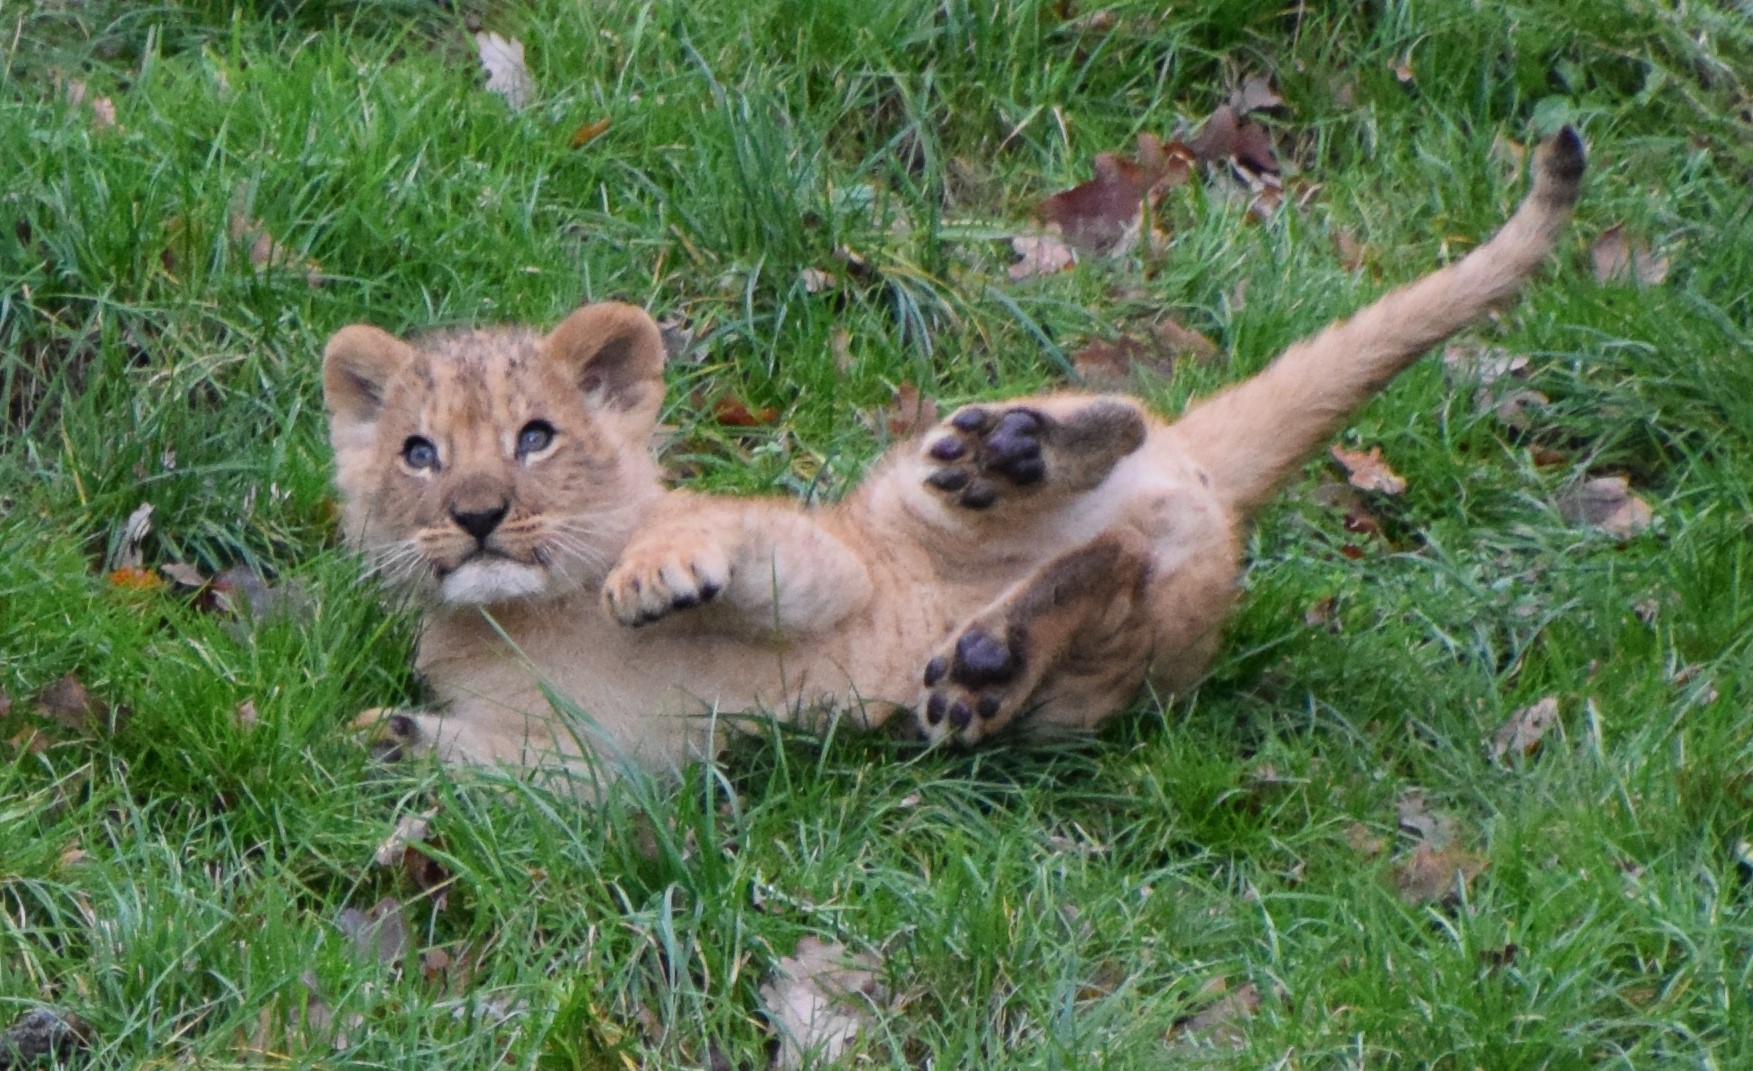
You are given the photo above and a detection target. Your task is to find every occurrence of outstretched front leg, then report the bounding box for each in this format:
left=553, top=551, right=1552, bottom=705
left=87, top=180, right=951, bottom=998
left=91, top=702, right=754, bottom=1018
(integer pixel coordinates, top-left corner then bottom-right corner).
left=921, top=395, right=1147, bottom=512
left=602, top=495, right=873, bottom=635
left=917, top=528, right=1155, bottom=746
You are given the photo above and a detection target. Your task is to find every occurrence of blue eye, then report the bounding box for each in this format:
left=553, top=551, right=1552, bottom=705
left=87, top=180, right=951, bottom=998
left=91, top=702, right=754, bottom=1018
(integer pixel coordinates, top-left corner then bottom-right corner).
left=516, top=420, right=555, bottom=458
left=402, top=436, right=439, bottom=470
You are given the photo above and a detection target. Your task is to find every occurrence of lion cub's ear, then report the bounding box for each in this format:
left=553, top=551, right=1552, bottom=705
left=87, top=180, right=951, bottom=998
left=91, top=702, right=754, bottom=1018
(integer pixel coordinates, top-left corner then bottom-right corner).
left=544, top=303, right=665, bottom=421
left=324, top=325, right=414, bottom=427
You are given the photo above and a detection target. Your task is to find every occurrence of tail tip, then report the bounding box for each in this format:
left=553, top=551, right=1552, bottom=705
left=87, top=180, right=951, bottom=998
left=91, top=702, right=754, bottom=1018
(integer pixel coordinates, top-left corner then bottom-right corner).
left=1539, top=126, right=1587, bottom=193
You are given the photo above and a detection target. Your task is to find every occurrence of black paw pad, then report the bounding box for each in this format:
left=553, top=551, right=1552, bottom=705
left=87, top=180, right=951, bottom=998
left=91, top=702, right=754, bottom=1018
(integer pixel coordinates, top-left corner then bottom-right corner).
left=952, top=627, right=1018, bottom=687
left=923, top=656, right=948, bottom=687
left=926, top=468, right=971, bottom=492
left=957, top=481, right=998, bottom=510
left=950, top=407, right=990, bottom=433
left=925, top=692, right=947, bottom=725
left=948, top=700, right=973, bottom=730
left=928, top=437, right=966, bottom=462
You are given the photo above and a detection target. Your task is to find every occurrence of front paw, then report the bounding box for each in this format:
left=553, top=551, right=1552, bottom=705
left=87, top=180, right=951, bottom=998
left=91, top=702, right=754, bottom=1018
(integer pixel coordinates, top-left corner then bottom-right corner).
left=602, top=542, right=732, bottom=627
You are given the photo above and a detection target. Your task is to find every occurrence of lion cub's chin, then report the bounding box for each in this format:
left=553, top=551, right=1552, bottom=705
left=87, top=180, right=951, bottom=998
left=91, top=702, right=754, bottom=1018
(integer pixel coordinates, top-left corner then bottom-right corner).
left=439, top=558, right=549, bottom=605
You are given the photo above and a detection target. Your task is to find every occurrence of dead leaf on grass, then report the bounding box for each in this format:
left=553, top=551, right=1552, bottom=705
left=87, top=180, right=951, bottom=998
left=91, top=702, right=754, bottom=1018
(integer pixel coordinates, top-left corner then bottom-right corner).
left=1345, top=821, right=1386, bottom=859
left=33, top=674, right=109, bottom=733
left=229, top=211, right=323, bottom=286
left=0, top=1006, right=93, bottom=1066
left=1591, top=225, right=1670, bottom=287
left=1395, top=842, right=1487, bottom=905
left=336, top=897, right=410, bottom=969
left=569, top=117, right=612, bottom=149
left=1330, top=445, right=1406, bottom=495
left=799, top=267, right=838, bottom=293
left=1491, top=696, right=1560, bottom=763
left=1007, top=232, right=1077, bottom=279
left=64, top=79, right=119, bottom=130
left=1169, top=977, right=1260, bottom=1049
left=1229, top=73, right=1284, bottom=115
left=475, top=32, right=534, bottom=110
left=375, top=808, right=438, bottom=868
left=711, top=396, right=779, bottom=427
left=1037, top=135, right=1194, bottom=255
left=759, top=936, right=886, bottom=1071
left=1395, top=789, right=1456, bottom=849
left=211, top=564, right=315, bottom=626
left=1186, top=104, right=1278, bottom=176
left=1154, top=316, right=1219, bottom=362
left=159, top=561, right=207, bottom=588
left=1557, top=475, right=1653, bottom=538
left=108, top=502, right=153, bottom=572
left=873, top=383, right=938, bottom=439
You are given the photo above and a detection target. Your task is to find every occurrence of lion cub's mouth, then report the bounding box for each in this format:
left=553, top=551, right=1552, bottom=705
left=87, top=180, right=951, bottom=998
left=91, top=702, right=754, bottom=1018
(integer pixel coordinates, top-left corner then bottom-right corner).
left=436, top=552, right=549, bottom=605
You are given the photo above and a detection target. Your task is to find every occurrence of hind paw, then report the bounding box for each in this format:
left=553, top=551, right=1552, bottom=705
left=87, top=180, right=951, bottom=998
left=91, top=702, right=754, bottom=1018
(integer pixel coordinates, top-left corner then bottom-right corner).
left=917, top=622, right=1033, bottom=745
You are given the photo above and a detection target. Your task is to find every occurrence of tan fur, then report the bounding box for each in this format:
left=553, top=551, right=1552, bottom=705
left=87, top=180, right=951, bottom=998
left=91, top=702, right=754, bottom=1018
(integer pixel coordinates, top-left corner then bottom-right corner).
left=324, top=131, right=1584, bottom=789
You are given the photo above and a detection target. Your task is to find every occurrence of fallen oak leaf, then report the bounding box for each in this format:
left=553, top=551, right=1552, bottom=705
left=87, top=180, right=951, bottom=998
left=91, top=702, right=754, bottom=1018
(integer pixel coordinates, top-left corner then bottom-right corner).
left=759, top=936, right=886, bottom=1071
left=1591, top=225, right=1670, bottom=287
left=1557, top=475, right=1653, bottom=538
left=375, top=808, right=438, bottom=868
left=1394, top=842, right=1487, bottom=905
left=1169, top=977, right=1260, bottom=1048
left=1186, top=104, right=1278, bottom=175
left=1155, top=316, right=1219, bottom=363
left=1070, top=335, right=1176, bottom=391
left=1008, top=232, right=1078, bottom=279
left=336, top=897, right=410, bottom=969
left=32, top=674, right=110, bottom=733
left=229, top=212, right=323, bottom=286
left=1229, top=73, right=1284, bottom=115
left=711, top=396, right=779, bottom=427
left=1491, top=696, right=1560, bottom=764
left=876, top=383, right=938, bottom=439
left=1330, top=444, right=1406, bottom=495
left=475, top=32, right=534, bottom=110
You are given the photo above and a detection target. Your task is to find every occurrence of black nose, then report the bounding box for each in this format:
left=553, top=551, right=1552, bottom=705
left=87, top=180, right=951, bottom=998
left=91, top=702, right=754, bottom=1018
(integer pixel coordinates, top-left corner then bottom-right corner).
left=450, top=504, right=508, bottom=542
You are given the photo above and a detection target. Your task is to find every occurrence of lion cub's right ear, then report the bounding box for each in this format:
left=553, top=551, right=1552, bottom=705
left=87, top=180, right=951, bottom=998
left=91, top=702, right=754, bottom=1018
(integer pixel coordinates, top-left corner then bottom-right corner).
left=324, top=325, right=414, bottom=427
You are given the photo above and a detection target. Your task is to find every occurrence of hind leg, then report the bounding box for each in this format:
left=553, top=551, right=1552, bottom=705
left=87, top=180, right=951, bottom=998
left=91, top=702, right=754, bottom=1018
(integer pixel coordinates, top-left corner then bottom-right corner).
left=915, top=529, right=1154, bottom=746
left=919, top=395, right=1147, bottom=512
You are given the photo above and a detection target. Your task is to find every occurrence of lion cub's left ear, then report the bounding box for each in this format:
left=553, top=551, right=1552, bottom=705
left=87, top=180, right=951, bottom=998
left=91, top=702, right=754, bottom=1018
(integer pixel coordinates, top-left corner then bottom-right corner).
left=545, top=303, right=666, bottom=422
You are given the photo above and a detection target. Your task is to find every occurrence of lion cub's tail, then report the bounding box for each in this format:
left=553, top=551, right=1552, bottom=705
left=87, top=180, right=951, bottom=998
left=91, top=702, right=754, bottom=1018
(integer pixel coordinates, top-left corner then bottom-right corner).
left=1170, top=127, right=1585, bottom=517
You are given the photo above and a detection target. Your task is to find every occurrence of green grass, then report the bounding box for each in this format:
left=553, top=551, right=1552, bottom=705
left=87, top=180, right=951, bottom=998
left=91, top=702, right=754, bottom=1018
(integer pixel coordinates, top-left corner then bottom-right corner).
left=3, top=1, right=1751, bottom=1067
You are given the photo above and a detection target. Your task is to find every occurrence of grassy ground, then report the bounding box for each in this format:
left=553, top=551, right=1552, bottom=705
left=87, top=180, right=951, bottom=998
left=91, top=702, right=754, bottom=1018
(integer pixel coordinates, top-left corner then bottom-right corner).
left=3, top=0, right=1751, bottom=1067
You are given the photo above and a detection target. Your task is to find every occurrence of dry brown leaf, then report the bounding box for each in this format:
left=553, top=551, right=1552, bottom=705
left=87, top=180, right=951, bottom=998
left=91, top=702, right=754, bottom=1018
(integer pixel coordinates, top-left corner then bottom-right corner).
left=569, top=117, right=611, bottom=149
left=1557, top=475, right=1653, bottom=538
left=799, top=267, right=838, bottom=293
left=1333, top=228, right=1368, bottom=272
left=711, top=396, right=779, bottom=427
left=1071, top=334, right=1177, bottom=391
left=228, top=212, right=323, bottom=286
left=0, top=1007, right=92, bottom=1066
left=375, top=808, right=438, bottom=867
left=760, top=937, right=885, bottom=1071
left=336, top=897, right=409, bottom=968
left=1491, top=696, right=1560, bottom=763
left=1395, top=842, right=1487, bottom=905
left=1345, top=821, right=1386, bottom=858
left=107, top=565, right=163, bottom=591
left=1230, top=73, right=1284, bottom=115
left=1007, top=233, right=1077, bottom=279
left=1170, top=978, right=1260, bottom=1048
left=1037, top=135, right=1194, bottom=255
left=233, top=699, right=260, bottom=731
left=1395, top=789, right=1455, bottom=849
left=1591, top=225, right=1670, bottom=287
left=1330, top=445, right=1406, bottom=495
left=475, top=32, right=533, bottom=110
left=1186, top=104, right=1278, bottom=175
left=877, top=383, right=938, bottom=439
left=1155, top=317, right=1219, bottom=362
left=33, top=675, right=108, bottom=733
left=1391, top=55, right=1416, bottom=85
left=160, top=561, right=207, bottom=588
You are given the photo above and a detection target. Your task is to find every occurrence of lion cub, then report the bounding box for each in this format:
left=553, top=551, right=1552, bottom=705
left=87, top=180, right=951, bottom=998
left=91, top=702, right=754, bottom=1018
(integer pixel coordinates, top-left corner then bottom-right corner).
left=324, top=130, right=1583, bottom=785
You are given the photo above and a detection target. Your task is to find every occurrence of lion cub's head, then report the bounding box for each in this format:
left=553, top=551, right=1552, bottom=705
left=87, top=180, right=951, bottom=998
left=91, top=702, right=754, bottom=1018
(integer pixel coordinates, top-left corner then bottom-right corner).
left=323, top=302, right=667, bottom=607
